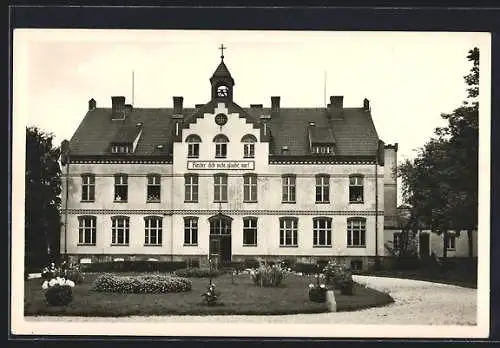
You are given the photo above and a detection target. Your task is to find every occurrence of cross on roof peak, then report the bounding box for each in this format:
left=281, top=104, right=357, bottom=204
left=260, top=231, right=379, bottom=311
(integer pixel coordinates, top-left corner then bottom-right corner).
left=219, top=44, right=226, bottom=60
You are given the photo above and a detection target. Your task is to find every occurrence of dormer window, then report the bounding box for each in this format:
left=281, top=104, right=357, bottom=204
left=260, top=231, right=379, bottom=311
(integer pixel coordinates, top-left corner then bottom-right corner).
left=311, top=145, right=334, bottom=155
left=111, top=144, right=132, bottom=154
left=213, top=134, right=229, bottom=158
left=186, top=134, right=201, bottom=158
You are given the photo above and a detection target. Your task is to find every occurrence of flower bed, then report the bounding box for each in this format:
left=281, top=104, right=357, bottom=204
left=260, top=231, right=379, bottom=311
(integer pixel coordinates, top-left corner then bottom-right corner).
left=91, top=273, right=192, bottom=293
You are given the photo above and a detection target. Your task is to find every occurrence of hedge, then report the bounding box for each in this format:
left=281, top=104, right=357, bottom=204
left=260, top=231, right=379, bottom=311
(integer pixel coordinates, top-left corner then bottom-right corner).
left=80, top=261, right=187, bottom=273
left=173, top=268, right=222, bottom=278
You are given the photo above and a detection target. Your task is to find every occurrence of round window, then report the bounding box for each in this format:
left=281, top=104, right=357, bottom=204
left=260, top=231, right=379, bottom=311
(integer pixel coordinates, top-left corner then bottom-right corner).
left=215, top=113, right=228, bottom=126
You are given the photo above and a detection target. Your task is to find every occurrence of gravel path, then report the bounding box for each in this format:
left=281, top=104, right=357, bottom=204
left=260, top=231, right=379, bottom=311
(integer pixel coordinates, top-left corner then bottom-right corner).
left=25, top=276, right=477, bottom=325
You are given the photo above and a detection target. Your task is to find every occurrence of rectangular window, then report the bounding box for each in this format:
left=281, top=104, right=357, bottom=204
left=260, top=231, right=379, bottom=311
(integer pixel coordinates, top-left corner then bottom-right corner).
left=280, top=218, right=298, bottom=247
left=214, top=174, right=228, bottom=202
left=184, top=217, right=198, bottom=245
left=188, top=143, right=200, bottom=158
left=447, top=234, right=456, bottom=250
left=243, top=143, right=255, bottom=158
left=243, top=217, right=257, bottom=246
left=147, top=174, right=161, bottom=202
left=81, top=174, right=95, bottom=202
left=349, top=175, right=364, bottom=203
left=313, top=218, right=332, bottom=246
left=282, top=175, right=296, bottom=203
left=184, top=174, right=199, bottom=202
left=78, top=216, right=96, bottom=245
left=347, top=218, right=366, bottom=247
left=111, top=216, right=129, bottom=245
left=114, top=174, right=128, bottom=202
left=243, top=174, right=257, bottom=202
left=144, top=217, right=162, bottom=245
left=215, top=143, right=227, bottom=158
left=315, top=175, right=330, bottom=203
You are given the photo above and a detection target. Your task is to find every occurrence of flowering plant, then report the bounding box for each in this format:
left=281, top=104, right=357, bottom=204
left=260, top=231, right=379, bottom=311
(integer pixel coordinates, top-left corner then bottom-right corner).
left=201, top=282, right=219, bottom=306
left=308, top=273, right=327, bottom=302
left=41, top=263, right=76, bottom=306
left=322, top=260, right=353, bottom=295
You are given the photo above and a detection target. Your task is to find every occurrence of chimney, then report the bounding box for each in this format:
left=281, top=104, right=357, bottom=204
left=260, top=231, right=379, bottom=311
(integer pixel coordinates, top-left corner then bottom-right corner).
left=111, top=96, right=126, bottom=114
left=195, top=104, right=204, bottom=109
left=250, top=104, right=263, bottom=109
left=330, top=96, right=343, bottom=108
left=173, top=96, right=183, bottom=115
left=88, top=98, right=96, bottom=111
left=363, top=98, right=370, bottom=111
left=271, top=96, right=280, bottom=116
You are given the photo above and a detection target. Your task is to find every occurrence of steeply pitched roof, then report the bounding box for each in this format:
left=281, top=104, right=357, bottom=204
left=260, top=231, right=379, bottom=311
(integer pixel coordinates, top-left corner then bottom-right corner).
left=211, top=61, right=232, bottom=78
left=68, top=103, right=379, bottom=157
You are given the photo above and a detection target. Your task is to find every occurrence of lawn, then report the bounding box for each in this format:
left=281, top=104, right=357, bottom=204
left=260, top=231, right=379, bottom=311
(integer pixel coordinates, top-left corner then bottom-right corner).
left=24, top=272, right=393, bottom=316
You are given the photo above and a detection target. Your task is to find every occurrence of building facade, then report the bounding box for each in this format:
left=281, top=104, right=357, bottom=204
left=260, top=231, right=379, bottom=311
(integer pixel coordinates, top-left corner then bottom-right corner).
left=60, top=53, right=410, bottom=271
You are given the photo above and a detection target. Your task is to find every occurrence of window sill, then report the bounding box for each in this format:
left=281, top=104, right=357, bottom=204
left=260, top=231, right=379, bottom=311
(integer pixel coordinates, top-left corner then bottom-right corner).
left=144, top=244, right=162, bottom=247
left=215, top=156, right=227, bottom=159
left=183, top=244, right=198, bottom=247
left=214, top=201, right=228, bottom=203
left=349, top=201, right=364, bottom=204
left=315, top=201, right=330, bottom=204
left=187, top=156, right=199, bottom=159
left=113, top=200, right=128, bottom=203
left=347, top=245, right=366, bottom=248
left=281, top=201, right=296, bottom=204
left=146, top=200, right=161, bottom=203
left=279, top=245, right=298, bottom=248
left=110, top=244, right=129, bottom=247
left=447, top=248, right=456, bottom=251
left=184, top=200, right=199, bottom=203
left=243, top=244, right=257, bottom=247
left=80, top=200, right=95, bottom=203
left=243, top=156, right=255, bottom=159
left=243, top=200, right=258, bottom=203
left=77, top=243, right=96, bottom=246
left=313, top=245, right=332, bottom=248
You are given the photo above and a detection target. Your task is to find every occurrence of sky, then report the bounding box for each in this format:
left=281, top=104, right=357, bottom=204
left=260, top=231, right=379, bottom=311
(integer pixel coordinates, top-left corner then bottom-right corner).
left=13, top=29, right=490, bottom=204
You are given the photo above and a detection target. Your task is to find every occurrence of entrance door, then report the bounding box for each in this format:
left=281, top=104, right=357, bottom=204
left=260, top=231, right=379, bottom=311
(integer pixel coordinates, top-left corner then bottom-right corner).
left=419, top=232, right=430, bottom=258
left=209, top=214, right=232, bottom=267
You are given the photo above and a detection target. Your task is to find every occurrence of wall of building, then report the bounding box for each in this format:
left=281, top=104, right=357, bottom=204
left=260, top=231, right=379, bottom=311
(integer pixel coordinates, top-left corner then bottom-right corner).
left=61, top=102, right=387, bottom=267
left=383, top=145, right=398, bottom=228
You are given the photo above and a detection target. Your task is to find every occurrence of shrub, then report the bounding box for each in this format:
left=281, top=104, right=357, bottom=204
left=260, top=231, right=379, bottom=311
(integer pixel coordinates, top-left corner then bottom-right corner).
left=173, top=268, right=222, bottom=278
left=323, top=260, right=353, bottom=295
left=92, top=273, right=192, bottom=293
left=250, top=264, right=284, bottom=287
left=45, top=284, right=73, bottom=306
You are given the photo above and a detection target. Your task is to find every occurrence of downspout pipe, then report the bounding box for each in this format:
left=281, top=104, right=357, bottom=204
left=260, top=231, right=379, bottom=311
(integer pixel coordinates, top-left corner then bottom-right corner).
left=63, top=154, right=70, bottom=261
left=374, top=153, right=379, bottom=267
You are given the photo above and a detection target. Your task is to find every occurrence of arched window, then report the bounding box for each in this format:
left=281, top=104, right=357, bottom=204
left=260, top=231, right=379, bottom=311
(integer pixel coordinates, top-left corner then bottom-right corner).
left=313, top=217, right=332, bottom=247
left=241, top=134, right=257, bottom=158
left=77, top=215, right=96, bottom=245
left=111, top=215, right=130, bottom=245
left=144, top=216, right=163, bottom=245
left=213, top=134, right=229, bottom=158
left=186, top=134, right=201, bottom=158
left=346, top=217, right=366, bottom=247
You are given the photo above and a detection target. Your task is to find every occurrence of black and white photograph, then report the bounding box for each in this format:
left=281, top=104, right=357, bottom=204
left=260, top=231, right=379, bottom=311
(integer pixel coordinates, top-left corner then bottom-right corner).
left=11, top=29, right=491, bottom=338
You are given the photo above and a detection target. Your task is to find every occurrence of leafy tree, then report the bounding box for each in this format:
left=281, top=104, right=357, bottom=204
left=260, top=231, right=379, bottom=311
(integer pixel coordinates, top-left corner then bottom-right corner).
left=25, top=127, right=62, bottom=271
left=398, top=47, right=479, bottom=259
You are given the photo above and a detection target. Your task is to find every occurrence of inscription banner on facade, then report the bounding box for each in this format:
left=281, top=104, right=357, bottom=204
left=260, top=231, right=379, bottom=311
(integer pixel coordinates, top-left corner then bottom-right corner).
left=187, top=160, right=255, bottom=170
